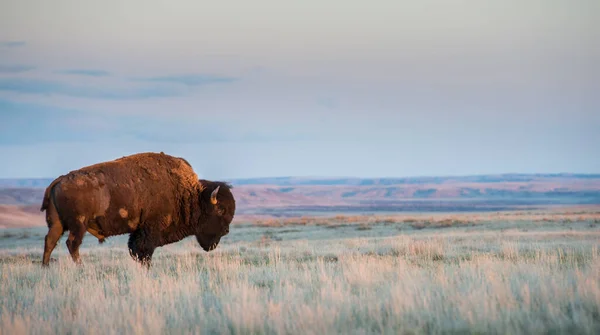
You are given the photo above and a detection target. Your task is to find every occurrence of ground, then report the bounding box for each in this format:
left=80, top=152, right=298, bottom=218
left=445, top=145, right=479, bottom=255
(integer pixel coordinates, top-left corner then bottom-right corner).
left=0, top=210, right=599, bottom=334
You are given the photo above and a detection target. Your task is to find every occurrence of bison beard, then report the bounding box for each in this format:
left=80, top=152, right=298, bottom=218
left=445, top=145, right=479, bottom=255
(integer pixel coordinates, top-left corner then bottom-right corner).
left=39, top=152, right=236, bottom=268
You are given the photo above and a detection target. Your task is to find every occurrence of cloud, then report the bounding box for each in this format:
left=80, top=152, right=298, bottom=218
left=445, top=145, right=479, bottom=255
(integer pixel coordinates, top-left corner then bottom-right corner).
left=0, top=77, right=181, bottom=100
left=0, top=65, right=35, bottom=74
left=0, top=41, right=26, bottom=48
left=316, top=96, right=338, bottom=109
left=0, top=99, right=97, bottom=145
left=0, top=99, right=207, bottom=145
left=57, top=69, right=111, bottom=77
left=137, top=74, right=237, bottom=86
left=120, top=113, right=311, bottom=144
left=0, top=99, right=231, bottom=145
left=0, top=98, right=318, bottom=146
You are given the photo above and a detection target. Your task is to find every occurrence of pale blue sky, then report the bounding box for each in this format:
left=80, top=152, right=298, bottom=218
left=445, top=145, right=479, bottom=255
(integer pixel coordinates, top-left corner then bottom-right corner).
left=0, top=1, right=598, bottom=179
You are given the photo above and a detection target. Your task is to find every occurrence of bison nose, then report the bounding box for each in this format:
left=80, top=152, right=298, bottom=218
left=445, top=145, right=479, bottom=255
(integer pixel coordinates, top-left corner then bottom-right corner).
left=224, top=227, right=229, bottom=235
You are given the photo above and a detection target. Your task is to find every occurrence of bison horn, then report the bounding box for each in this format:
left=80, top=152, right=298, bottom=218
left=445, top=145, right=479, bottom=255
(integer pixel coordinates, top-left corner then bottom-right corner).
left=210, top=186, right=220, bottom=205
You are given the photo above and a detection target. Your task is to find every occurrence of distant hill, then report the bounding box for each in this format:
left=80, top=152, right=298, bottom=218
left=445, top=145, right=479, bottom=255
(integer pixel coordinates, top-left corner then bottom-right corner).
left=227, top=174, right=600, bottom=186
left=3, top=173, right=600, bottom=187
left=1, top=174, right=599, bottom=218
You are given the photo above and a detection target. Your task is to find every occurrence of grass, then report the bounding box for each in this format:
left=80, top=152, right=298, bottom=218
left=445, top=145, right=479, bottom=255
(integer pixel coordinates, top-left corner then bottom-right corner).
left=0, top=214, right=599, bottom=334
left=250, top=208, right=600, bottom=229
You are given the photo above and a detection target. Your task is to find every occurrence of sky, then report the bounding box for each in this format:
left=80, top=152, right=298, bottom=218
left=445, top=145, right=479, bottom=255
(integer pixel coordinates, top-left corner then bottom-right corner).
left=0, top=0, right=599, bottom=179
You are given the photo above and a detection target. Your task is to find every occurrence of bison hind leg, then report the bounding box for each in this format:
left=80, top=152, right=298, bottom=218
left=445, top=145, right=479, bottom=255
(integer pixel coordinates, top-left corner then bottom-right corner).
left=42, top=221, right=64, bottom=267
left=65, top=216, right=87, bottom=265
left=42, top=198, right=65, bottom=267
left=66, top=230, right=86, bottom=265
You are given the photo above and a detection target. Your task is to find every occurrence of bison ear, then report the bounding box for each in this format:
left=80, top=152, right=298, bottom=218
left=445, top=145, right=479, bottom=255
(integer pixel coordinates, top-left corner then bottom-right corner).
left=210, top=186, right=220, bottom=205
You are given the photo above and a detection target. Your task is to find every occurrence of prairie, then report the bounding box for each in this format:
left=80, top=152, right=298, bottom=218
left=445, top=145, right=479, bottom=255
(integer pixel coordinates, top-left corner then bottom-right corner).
left=1, top=211, right=599, bottom=334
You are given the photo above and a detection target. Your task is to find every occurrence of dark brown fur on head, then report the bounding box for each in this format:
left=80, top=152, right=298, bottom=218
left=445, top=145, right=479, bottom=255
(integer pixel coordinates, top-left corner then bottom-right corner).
left=196, top=179, right=235, bottom=251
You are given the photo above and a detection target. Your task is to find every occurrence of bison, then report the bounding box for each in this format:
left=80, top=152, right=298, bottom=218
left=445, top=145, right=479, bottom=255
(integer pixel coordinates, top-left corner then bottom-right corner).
left=40, top=152, right=235, bottom=268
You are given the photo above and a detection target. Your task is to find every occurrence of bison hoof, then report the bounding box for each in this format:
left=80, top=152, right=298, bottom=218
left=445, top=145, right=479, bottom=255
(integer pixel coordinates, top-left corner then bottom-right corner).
left=99, top=238, right=106, bottom=244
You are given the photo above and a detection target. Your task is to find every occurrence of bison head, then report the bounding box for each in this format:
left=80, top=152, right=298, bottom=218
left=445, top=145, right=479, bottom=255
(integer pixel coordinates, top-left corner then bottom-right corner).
left=196, top=180, right=236, bottom=252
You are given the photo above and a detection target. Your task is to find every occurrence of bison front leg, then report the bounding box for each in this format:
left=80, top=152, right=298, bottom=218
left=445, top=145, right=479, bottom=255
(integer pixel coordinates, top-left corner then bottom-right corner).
left=130, top=248, right=155, bottom=269
left=127, top=229, right=155, bottom=269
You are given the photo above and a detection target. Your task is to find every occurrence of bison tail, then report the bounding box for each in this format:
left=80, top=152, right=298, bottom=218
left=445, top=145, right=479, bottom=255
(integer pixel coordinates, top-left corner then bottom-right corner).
left=40, top=176, right=63, bottom=212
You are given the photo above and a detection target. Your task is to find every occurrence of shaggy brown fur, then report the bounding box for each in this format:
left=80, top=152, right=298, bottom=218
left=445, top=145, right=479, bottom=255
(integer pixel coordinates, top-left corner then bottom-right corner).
left=39, top=152, right=236, bottom=268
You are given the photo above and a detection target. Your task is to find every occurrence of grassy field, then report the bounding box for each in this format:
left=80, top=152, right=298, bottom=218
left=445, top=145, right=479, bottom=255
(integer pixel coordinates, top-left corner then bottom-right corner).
left=1, top=210, right=599, bottom=334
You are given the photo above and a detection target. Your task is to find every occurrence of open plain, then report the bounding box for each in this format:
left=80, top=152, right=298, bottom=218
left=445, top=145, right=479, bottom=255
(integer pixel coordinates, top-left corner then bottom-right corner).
left=1, top=208, right=599, bottom=334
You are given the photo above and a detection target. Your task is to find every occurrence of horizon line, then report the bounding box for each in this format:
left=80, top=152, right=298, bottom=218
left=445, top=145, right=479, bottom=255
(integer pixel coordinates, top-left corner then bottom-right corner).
left=1, top=172, right=600, bottom=182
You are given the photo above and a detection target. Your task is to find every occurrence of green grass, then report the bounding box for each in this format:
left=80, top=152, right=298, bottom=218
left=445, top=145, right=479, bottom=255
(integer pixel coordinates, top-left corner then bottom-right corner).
left=0, top=218, right=599, bottom=334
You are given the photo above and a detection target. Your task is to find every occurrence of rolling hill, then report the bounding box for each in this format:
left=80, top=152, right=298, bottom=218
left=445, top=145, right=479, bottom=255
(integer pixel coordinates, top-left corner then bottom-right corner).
left=1, top=174, right=599, bottom=228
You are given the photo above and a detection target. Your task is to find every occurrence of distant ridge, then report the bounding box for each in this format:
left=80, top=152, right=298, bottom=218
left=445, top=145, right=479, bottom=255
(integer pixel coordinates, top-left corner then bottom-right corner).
left=226, top=173, right=600, bottom=186
left=1, top=174, right=599, bottom=220
left=1, top=173, right=600, bottom=188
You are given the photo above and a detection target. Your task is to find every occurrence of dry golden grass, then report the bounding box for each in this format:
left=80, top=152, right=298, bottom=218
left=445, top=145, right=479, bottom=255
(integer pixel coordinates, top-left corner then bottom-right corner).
left=1, top=222, right=599, bottom=334
left=250, top=207, right=600, bottom=230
